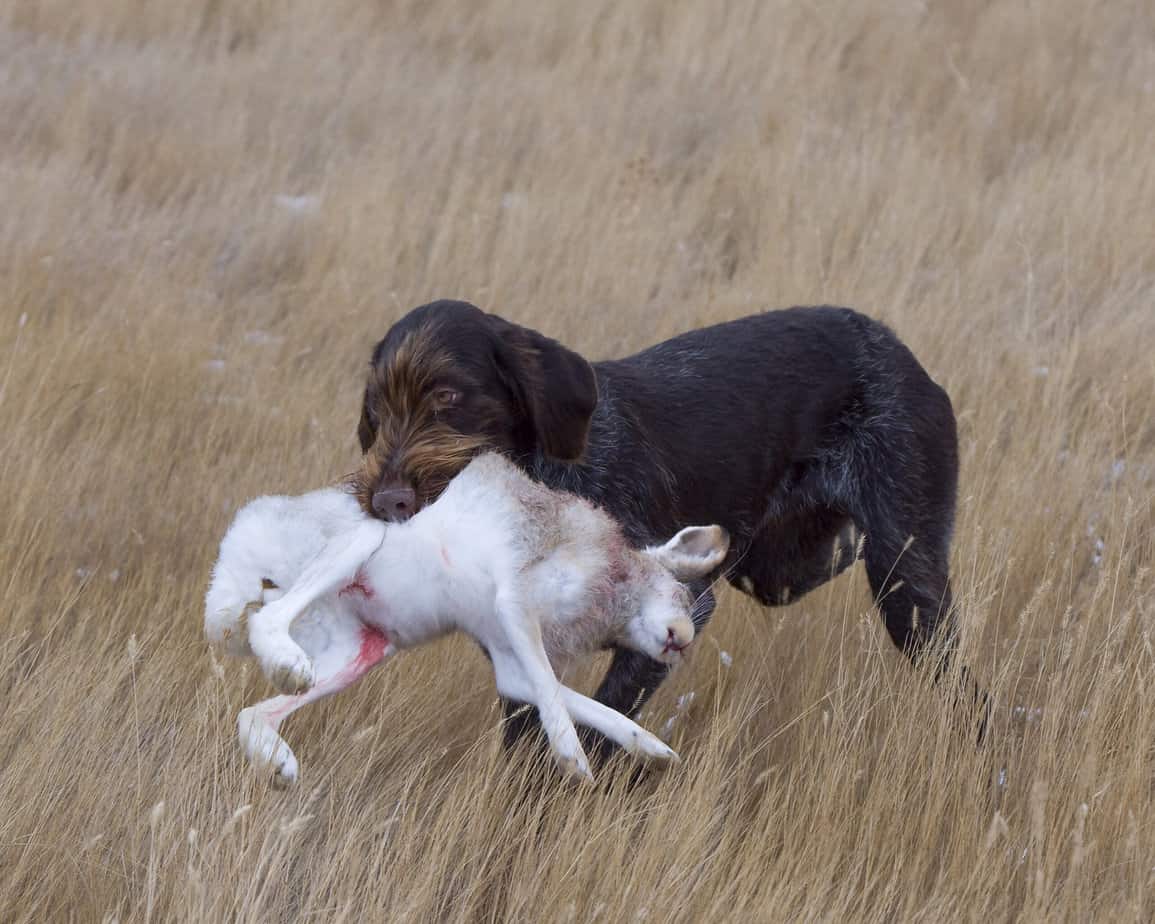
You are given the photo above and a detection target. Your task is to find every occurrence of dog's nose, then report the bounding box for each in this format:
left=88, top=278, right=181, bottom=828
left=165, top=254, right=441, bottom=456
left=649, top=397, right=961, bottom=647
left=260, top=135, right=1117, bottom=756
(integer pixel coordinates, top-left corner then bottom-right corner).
left=372, top=486, right=417, bottom=522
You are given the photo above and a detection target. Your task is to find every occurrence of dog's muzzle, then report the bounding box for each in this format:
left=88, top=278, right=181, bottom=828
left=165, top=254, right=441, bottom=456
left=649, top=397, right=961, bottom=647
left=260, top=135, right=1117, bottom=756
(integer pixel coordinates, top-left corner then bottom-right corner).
left=372, top=484, right=417, bottom=522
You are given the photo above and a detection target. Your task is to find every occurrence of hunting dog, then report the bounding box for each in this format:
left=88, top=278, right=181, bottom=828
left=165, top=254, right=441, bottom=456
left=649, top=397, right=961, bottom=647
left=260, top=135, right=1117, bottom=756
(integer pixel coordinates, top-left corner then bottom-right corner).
left=353, top=300, right=986, bottom=754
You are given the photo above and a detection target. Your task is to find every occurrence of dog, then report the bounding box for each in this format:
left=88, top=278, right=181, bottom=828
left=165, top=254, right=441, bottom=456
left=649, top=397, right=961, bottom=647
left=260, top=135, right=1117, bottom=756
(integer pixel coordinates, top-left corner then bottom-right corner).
left=205, top=452, right=729, bottom=784
left=353, top=300, right=987, bottom=752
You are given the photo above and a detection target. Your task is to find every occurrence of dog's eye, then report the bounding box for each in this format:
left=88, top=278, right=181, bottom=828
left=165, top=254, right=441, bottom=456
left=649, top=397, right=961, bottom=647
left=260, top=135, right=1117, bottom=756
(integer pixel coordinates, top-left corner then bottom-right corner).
left=261, top=578, right=279, bottom=590
left=433, top=387, right=462, bottom=409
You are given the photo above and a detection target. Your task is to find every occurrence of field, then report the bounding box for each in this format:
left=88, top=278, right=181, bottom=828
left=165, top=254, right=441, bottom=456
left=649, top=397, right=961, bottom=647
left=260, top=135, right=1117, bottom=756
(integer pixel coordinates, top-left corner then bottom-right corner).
left=2, top=1, right=1154, bottom=920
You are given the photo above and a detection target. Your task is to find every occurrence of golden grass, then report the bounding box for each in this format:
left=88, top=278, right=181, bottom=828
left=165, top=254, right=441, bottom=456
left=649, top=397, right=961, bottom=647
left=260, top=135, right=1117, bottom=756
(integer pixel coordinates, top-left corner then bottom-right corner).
left=1, top=0, right=1153, bottom=919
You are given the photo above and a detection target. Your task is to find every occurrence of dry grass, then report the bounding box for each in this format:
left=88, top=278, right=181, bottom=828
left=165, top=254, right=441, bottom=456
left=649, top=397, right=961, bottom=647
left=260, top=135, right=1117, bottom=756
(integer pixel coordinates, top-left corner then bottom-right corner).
left=1, top=0, right=1154, bottom=920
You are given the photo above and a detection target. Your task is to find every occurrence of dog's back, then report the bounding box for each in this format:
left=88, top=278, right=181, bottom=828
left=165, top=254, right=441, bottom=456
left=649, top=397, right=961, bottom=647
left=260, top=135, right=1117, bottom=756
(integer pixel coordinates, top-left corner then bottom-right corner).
left=352, top=300, right=982, bottom=750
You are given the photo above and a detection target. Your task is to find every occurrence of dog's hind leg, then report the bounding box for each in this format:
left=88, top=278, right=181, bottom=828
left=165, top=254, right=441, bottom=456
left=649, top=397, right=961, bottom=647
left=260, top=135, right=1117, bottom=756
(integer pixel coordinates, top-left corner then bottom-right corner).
left=848, top=391, right=990, bottom=738
left=861, top=525, right=956, bottom=665
left=856, top=518, right=988, bottom=737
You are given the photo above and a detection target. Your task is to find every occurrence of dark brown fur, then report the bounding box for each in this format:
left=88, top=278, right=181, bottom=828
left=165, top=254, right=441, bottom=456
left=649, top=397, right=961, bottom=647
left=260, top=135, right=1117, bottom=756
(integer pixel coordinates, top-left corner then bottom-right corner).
left=353, top=326, right=510, bottom=510
left=356, top=306, right=597, bottom=512
left=355, top=300, right=989, bottom=757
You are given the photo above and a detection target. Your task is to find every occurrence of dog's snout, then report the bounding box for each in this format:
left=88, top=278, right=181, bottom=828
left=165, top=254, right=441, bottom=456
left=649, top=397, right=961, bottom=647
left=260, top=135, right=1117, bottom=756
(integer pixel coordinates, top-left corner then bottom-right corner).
left=372, top=485, right=417, bottom=522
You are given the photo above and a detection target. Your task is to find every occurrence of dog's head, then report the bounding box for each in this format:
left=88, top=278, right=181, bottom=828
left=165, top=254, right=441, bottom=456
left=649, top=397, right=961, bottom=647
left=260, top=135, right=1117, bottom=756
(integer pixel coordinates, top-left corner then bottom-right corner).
left=354, top=300, right=598, bottom=521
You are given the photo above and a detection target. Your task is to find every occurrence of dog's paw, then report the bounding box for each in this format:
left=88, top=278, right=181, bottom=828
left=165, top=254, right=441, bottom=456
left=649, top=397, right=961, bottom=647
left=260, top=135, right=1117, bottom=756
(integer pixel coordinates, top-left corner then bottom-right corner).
left=628, top=728, right=680, bottom=764
left=238, top=708, right=300, bottom=784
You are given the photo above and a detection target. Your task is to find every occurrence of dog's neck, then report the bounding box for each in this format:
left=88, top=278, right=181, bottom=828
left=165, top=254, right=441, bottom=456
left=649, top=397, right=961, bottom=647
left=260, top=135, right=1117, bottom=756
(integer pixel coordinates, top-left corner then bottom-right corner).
left=526, top=370, right=680, bottom=545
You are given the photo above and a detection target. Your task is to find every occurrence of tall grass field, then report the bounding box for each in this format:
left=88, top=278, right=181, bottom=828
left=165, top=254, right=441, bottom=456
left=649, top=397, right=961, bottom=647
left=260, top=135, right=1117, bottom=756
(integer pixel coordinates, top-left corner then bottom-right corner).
left=1, top=1, right=1153, bottom=920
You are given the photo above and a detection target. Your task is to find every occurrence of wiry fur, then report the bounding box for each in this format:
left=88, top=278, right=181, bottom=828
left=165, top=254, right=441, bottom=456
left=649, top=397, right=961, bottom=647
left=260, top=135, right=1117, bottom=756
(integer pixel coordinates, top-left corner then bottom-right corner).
left=357, top=301, right=989, bottom=751
left=205, top=453, right=728, bottom=784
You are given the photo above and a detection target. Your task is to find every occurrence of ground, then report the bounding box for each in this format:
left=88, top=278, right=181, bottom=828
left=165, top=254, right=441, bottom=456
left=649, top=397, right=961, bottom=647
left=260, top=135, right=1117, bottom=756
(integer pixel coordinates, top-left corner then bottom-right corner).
left=1, top=1, right=1153, bottom=920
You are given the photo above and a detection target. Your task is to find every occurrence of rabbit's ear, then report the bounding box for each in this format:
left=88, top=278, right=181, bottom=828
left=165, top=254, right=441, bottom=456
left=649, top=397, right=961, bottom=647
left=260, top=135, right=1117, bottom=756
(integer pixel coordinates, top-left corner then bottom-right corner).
left=644, top=525, right=730, bottom=581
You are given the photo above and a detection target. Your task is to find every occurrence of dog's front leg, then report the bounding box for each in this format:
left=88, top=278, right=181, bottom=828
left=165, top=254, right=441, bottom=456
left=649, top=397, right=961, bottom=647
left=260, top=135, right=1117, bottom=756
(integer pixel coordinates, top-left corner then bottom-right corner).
left=492, top=590, right=593, bottom=782
left=238, top=619, right=393, bottom=786
left=249, top=520, right=385, bottom=693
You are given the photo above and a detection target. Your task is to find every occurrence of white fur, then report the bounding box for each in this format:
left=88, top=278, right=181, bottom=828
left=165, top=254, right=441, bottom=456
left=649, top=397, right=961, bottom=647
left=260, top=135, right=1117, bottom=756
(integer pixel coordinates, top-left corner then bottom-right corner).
left=206, top=453, right=728, bottom=784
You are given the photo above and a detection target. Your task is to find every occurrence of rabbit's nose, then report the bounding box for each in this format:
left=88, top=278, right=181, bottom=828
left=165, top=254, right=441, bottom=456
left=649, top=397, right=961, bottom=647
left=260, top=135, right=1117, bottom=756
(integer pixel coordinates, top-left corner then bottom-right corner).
left=662, top=619, right=695, bottom=656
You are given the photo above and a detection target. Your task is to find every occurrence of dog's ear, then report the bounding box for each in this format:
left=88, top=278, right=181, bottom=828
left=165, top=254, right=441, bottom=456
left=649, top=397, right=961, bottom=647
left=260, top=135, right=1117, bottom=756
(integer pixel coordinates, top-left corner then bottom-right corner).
left=488, top=316, right=598, bottom=461
left=357, top=385, right=376, bottom=452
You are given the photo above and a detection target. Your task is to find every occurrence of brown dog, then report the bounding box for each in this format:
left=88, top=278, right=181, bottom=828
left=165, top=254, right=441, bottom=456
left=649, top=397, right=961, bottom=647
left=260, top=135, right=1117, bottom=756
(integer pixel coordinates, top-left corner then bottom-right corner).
left=354, top=299, right=987, bottom=756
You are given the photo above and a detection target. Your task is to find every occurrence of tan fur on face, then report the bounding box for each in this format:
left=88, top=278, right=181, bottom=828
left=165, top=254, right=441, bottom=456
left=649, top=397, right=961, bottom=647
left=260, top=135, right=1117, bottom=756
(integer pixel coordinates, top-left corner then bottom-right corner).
left=354, top=326, right=503, bottom=512
left=8, top=3, right=1154, bottom=916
